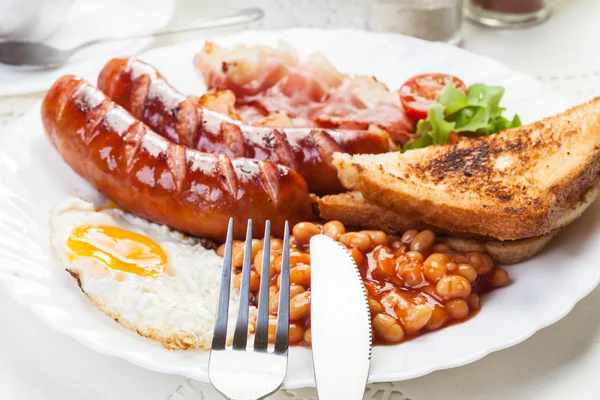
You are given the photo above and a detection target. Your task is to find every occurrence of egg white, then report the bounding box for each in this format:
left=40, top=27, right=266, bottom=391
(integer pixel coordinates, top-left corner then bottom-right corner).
left=50, top=197, right=256, bottom=350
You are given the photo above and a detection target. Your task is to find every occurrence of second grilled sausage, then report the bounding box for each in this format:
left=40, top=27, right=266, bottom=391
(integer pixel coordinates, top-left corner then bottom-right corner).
left=98, top=57, right=392, bottom=194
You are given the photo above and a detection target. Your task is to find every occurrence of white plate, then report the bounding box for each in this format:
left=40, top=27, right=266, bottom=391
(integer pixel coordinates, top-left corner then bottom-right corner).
left=0, top=0, right=174, bottom=97
left=1, top=29, right=595, bottom=388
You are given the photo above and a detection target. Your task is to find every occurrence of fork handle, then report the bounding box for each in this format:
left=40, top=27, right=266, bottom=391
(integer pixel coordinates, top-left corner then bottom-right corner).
left=73, top=8, right=263, bottom=52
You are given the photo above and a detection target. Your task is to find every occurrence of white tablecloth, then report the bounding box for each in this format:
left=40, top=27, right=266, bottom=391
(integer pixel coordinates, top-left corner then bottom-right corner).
left=1, top=0, right=600, bottom=399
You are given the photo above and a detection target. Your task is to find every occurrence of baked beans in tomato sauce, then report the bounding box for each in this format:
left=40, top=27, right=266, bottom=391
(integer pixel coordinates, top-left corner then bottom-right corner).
left=216, top=221, right=510, bottom=347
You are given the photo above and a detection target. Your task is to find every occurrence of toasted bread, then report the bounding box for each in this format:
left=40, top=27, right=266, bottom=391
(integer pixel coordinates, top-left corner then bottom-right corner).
left=334, top=98, right=600, bottom=240
left=317, top=191, right=559, bottom=264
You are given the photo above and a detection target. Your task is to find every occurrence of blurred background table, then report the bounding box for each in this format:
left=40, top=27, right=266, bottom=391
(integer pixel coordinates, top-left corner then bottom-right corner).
left=1, top=0, right=599, bottom=399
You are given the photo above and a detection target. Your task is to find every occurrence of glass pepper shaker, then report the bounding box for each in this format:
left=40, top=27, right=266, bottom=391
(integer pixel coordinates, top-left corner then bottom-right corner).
left=367, top=0, right=464, bottom=45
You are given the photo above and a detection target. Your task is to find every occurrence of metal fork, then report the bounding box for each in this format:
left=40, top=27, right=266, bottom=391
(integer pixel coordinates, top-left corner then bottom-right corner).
left=209, top=218, right=290, bottom=400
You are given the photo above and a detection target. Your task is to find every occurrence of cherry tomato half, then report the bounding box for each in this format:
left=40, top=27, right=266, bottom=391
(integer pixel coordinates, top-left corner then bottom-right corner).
left=399, top=73, right=467, bottom=121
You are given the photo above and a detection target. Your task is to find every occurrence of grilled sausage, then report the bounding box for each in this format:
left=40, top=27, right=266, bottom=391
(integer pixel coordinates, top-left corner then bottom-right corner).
left=97, top=57, right=392, bottom=194
left=41, top=75, right=313, bottom=241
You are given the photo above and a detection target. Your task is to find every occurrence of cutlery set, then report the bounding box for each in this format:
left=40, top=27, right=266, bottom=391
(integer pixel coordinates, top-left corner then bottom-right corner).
left=208, top=219, right=372, bottom=399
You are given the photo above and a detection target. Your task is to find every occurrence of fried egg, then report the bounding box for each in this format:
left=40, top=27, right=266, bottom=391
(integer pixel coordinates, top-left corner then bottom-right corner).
left=50, top=197, right=256, bottom=350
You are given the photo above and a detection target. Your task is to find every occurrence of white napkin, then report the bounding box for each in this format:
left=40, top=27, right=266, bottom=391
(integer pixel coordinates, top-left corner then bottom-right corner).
left=0, top=0, right=175, bottom=96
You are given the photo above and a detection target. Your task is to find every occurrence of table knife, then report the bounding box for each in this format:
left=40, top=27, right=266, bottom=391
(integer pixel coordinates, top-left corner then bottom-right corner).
left=309, top=234, right=372, bottom=399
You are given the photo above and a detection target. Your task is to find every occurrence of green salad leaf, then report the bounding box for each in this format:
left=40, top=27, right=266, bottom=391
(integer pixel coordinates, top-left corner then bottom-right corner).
left=402, top=80, right=521, bottom=151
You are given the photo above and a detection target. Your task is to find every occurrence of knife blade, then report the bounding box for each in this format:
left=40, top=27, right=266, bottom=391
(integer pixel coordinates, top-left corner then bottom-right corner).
left=309, top=234, right=372, bottom=399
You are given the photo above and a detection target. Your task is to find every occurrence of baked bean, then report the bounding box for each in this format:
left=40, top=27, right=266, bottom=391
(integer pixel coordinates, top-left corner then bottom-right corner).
left=270, top=238, right=284, bottom=254
left=269, top=285, right=279, bottom=297
left=250, top=239, right=262, bottom=259
left=393, top=247, right=408, bottom=259
left=272, top=251, right=310, bottom=273
left=363, top=281, right=378, bottom=297
left=289, top=323, right=305, bottom=344
left=375, top=257, right=397, bottom=279
left=350, top=248, right=366, bottom=267
left=231, top=241, right=245, bottom=267
left=290, top=284, right=306, bottom=298
left=426, top=305, right=448, bottom=331
left=250, top=270, right=261, bottom=291
left=233, top=271, right=260, bottom=292
left=290, top=291, right=311, bottom=321
left=401, top=229, right=418, bottom=244
left=480, top=253, right=495, bottom=274
left=445, top=298, right=469, bottom=319
left=269, top=294, right=279, bottom=314
left=457, top=264, right=477, bottom=283
left=445, top=262, right=457, bottom=272
left=287, top=263, right=311, bottom=287
left=391, top=240, right=404, bottom=250
left=445, top=252, right=469, bottom=265
left=467, top=293, right=480, bottom=310
left=466, top=251, right=494, bottom=275
left=254, top=250, right=276, bottom=277
left=303, top=328, right=312, bottom=346
left=380, top=291, right=402, bottom=310
left=267, top=319, right=304, bottom=344
left=410, top=230, right=436, bottom=252
left=362, top=230, right=389, bottom=246
left=216, top=243, right=226, bottom=257
left=268, top=317, right=278, bottom=343
left=488, top=267, right=509, bottom=288
left=436, top=275, right=471, bottom=300
left=290, top=252, right=311, bottom=267
left=405, top=250, right=424, bottom=263
left=432, top=243, right=452, bottom=252
left=339, top=232, right=373, bottom=252
left=323, top=220, right=346, bottom=240
left=401, top=304, right=433, bottom=334
left=373, top=313, right=405, bottom=342
left=271, top=285, right=306, bottom=315
left=254, top=250, right=264, bottom=271
left=423, top=253, right=449, bottom=283
left=373, top=247, right=396, bottom=279
left=368, top=297, right=385, bottom=315
left=420, top=284, right=438, bottom=297
left=398, top=261, right=423, bottom=287
left=293, top=222, right=321, bottom=245
left=411, top=295, right=428, bottom=306
left=393, top=299, right=412, bottom=321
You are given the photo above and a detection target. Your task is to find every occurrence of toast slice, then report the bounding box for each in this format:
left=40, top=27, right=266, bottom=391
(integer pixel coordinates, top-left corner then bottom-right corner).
left=333, top=98, right=600, bottom=240
left=318, top=191, right=558, bottom=264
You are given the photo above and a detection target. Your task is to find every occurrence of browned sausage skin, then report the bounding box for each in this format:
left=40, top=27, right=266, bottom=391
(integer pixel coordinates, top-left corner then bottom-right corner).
left=97, top=57, right=391, bottom=194
left=41, top=75, right=313, bottom=241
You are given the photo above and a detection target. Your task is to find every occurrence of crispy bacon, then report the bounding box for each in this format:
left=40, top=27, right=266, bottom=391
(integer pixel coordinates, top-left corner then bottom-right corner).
left=194, top=41, right=299, bottom=97
left=194, top=41, right=415, bottom=144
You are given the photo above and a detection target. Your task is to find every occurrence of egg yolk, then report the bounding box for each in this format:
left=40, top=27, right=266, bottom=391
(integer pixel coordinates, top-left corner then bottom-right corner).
left=67, top=225, right=167, bottom=277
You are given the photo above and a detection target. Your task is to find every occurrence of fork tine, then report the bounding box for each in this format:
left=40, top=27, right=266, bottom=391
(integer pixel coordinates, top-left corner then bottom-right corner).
left=254, top=220, right=271, bottom=351
left=212, top=218, right=234, bottom=351
left=274, top=221, right=290, bottom=354
left=232, top=219, right=253, bottom=350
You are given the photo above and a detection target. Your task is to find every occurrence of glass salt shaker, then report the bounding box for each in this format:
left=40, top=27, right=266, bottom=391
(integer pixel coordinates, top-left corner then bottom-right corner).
left=466, top=0, right=551, bottom=27
left=367, top=0, right=463, bottom=45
